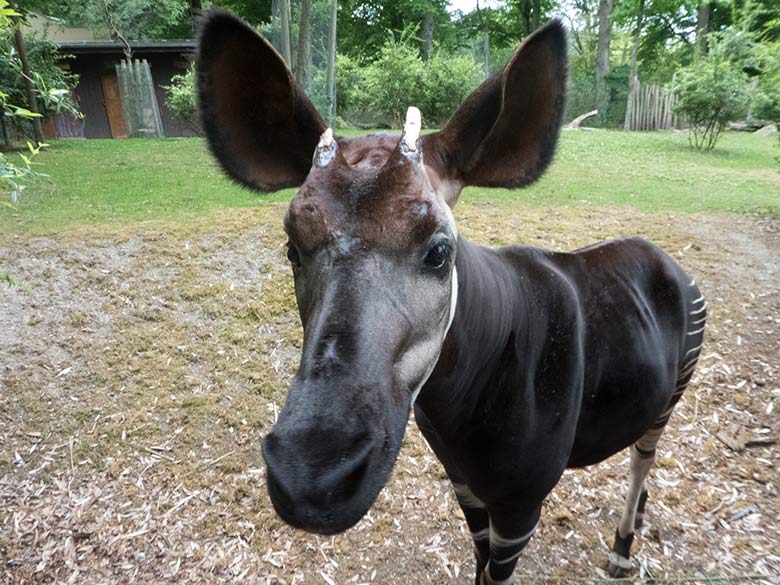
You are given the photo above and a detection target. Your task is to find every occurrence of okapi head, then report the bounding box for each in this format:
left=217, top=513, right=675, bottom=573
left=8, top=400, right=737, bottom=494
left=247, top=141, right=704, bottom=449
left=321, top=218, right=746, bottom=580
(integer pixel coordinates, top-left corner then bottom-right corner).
left=197, top=10, right=567, bottom=535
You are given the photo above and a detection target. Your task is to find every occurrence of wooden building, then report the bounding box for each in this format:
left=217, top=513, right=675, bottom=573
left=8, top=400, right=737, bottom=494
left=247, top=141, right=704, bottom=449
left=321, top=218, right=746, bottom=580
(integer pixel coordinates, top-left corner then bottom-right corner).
left=54, top=40, right=198, bottom=139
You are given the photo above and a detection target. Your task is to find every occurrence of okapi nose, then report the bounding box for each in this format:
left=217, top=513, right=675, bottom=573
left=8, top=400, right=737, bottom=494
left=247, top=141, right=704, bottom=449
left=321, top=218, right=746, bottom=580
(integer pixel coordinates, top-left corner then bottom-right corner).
left=262, top=421, right=376, bottom=533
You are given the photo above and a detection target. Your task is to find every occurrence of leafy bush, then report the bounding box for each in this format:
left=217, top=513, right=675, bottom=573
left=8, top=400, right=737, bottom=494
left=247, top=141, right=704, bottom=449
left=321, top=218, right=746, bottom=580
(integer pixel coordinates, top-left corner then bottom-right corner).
left=163, top=65, right=200, bottom=134
left=1, top=87, right=48, bottom=206
left=752, top=42, right=780, bottom=124
left=671, top=59, right=749, bottom=150
left=0, top=32, right=79, bottom=121
left=336, top=31, right=481, bottom=128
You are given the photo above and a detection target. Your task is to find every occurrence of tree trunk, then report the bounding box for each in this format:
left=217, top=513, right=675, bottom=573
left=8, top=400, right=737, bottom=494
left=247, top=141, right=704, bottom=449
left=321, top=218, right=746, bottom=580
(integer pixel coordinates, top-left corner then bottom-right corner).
left=189, top=0, right=202, bottom=36
left=0, top=113, right=10, bottom=147
left=325, top=0, right=337, bottom=127
left=279, top=0, right=293, bottom=65
left=696, top=2, right=710, bottom=57
left=519, top=0, right=532, bottom=38
left=595, top=0, right=613, bottom=121
left=12, top=24, right=44, bottom=143
left=476, top=0, right=490, bottom=79
left=482, top=27, right=490, bottom=78
left=532, top=0, right=541, bottom=30
left=624, top=0, right=645, bottom=130
left=421, top=12, right=434, bottom=61
left=295, top=0, right=312, bottom=92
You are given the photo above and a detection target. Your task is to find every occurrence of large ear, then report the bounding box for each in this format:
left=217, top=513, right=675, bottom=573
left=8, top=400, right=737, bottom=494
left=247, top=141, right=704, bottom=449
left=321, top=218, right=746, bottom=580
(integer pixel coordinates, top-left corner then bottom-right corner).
left=197, top=10, right=326, bottom=192
left=422, top=21, right=567, bottom=206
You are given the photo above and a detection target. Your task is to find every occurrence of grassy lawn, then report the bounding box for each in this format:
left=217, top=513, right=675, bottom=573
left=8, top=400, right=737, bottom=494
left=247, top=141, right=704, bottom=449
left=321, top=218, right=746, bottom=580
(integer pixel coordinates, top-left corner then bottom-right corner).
left=1, top=129, right=778, bottom=234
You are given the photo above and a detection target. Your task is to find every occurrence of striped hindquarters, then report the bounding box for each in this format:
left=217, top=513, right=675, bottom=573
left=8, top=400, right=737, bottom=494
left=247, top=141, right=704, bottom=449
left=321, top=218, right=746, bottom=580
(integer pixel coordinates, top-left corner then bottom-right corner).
left=636, top=281, right=706, bottom=457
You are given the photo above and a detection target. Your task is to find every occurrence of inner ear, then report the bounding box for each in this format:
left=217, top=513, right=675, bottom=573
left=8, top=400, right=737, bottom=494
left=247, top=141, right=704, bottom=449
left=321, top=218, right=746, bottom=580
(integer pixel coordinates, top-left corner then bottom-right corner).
left=422, top=20, right=567, bottom=206
left=197, top=10, right=325, bottom=192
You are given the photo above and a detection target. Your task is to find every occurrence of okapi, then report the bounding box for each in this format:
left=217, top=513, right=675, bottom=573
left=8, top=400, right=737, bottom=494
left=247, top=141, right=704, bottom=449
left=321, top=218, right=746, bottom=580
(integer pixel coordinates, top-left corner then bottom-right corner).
left=197, top=11, right=705, bottom=584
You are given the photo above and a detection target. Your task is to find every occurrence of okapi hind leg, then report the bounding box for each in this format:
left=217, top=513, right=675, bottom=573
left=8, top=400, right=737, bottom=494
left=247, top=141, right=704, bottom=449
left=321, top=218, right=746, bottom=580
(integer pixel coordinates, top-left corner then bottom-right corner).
left=634, top=488, right=649, bottom=530
left=608, top=444, right=655, bottom=577
left=610, top=302, right=704, bottom=578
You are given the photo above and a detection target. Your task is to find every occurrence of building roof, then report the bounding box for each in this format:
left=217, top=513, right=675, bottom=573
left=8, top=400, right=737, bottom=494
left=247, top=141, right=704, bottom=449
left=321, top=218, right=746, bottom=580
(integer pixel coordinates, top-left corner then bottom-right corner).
left=57, top=40, right=196, bottom=54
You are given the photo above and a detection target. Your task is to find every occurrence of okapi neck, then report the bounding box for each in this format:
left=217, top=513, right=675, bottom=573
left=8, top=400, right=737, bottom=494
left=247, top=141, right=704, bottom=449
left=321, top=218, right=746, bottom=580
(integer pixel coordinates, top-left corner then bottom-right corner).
left=417, top=238, right=529, bottom=432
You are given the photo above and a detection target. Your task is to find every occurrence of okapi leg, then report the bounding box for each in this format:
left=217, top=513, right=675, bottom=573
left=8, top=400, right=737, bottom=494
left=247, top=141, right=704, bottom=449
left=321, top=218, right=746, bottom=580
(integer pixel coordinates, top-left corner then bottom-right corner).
left=635, top=488, right=649, bottom=529
left=481, top=507, right=541, bottom=585
left=608, top=444, right=655, bottom=577
left=452, top=483, right=491, bottom=584
left=610, top=299, right=705, bottom=577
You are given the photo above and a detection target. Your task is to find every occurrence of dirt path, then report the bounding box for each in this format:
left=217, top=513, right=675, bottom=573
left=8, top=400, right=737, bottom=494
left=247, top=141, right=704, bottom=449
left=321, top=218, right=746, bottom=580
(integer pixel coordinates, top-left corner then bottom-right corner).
left=1, top=204, right=778, bottom=584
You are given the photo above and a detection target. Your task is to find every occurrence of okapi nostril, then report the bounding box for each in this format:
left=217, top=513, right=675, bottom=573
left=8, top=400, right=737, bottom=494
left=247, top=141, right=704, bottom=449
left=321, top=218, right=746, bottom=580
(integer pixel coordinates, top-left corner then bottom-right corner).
left=332, top=456, right=370, bottom=503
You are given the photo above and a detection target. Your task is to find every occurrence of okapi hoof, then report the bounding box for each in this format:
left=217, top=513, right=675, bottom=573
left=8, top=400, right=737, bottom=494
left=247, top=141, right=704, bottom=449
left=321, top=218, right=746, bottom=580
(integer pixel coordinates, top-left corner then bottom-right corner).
left=635, top=489, right=649, bottom=529
left=481, top=573, right=515, bottom=585
left=608, top=528, right=634, bottom=578
left=607, top=551, right=633, bottom=578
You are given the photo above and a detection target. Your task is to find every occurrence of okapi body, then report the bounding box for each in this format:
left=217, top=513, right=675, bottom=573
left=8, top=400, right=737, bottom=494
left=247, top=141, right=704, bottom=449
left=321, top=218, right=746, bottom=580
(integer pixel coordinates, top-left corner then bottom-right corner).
left=197, top=11, right=705, bottom=584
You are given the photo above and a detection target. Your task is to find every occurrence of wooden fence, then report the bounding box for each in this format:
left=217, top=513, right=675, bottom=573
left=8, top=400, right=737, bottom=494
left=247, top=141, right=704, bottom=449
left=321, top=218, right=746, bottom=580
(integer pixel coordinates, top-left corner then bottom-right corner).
left=624, top=78, right=684, bottom=131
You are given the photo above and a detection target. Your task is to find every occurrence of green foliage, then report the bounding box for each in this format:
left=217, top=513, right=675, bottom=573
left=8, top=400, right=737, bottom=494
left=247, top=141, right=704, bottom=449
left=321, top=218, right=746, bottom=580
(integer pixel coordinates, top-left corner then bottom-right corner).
left=336, top=30, right=481, bottom=127
left=0, top=133, right=47, bottom=204
left=0, top=0, right=18, bottom=26
left=163, top=65, right=200, bottom=134
left=0, top=88, right=48, bottom=206
left=672, top=58, right=749, bottom=150
left=73, top=0, right=188, bottom=41
left=0, top=32, right=79, bottom=120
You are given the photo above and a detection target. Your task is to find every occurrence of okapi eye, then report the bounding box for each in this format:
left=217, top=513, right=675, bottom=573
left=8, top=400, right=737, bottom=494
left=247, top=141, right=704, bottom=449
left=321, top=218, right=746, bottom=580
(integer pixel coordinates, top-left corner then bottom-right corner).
left=286, top=243, right=302, bottom=268
left=424, top=241, right=452, bottom=270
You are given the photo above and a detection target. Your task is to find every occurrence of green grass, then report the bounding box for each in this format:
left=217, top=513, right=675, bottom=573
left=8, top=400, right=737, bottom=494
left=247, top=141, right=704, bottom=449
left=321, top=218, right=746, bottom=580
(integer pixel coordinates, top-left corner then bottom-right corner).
left=1, top=129, right=778, bottom=234
left=463, top=130, right=780, bottom=214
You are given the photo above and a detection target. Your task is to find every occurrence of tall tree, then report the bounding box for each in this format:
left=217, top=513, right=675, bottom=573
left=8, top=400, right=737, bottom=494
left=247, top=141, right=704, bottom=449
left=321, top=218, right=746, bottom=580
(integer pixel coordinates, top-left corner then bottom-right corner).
left=295, top=0, right=311, bottom=90
left=533, top=0, right=541, bottom=30
left=8, top=1, right=44, bottom=143
left=595, top=0, right=613, bottom=117
left=476, top=0, right=490, bottom=78
left=624, top=0, right=646, bottom=129
left=325, top=0, right=337, bottom=126
left=697, top=2, right=711, bottom=56
left=189, top=0, right=202, bottom=36
left=421, top=11, right=434, bottom=61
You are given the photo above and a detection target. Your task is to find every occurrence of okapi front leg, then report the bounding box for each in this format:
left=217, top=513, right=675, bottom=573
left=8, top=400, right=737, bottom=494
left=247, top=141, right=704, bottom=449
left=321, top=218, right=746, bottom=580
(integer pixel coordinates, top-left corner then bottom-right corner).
left=452, top=483, right=490, bottom=584
left=481, top=506, right=541, bottom=585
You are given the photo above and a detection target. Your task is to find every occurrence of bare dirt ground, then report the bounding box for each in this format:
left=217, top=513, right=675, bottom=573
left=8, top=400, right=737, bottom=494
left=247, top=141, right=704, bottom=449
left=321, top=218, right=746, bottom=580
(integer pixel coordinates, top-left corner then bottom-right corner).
left=1, top=203, right=779, bottom=585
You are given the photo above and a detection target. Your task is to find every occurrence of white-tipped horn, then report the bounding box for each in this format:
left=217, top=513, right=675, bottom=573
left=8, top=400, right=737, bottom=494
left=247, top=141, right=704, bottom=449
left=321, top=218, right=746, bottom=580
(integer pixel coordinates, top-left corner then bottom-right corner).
left=402, top=107, right=421, bottom=152
left=319, top=127, right=334, bottom=148
left=313, top=127, right=336, bottom=167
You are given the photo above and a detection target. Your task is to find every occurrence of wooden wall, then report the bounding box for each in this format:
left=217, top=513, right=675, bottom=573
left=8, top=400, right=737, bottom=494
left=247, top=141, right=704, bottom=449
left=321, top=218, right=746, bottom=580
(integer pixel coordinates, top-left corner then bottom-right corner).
left=65, top=50, right=199, bottom=139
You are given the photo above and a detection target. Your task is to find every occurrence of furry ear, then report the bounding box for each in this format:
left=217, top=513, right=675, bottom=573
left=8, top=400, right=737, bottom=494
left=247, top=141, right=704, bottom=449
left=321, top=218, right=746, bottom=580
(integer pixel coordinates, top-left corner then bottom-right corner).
left=422, top=21, right=567, bottom=206
left=197, top=10, right=325, bottom=192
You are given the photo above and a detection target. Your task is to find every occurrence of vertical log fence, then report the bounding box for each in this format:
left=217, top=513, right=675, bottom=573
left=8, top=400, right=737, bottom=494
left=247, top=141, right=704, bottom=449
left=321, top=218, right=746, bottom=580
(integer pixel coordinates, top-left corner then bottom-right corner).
left=624, top=77, right=685, bottom=131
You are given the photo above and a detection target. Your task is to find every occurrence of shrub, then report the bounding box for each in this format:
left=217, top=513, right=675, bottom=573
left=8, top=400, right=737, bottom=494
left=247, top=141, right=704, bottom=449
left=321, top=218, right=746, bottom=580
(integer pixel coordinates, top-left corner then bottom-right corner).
left=163, top=65, right=200, bottom=134
left=671, top=58, right=749, bottom=150
left=0, top=32, right=79, bottom=122
left=420, top=51, right=481, bottom=125
left=336, top=31, right=481, bottom=128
